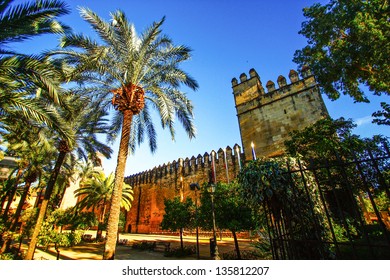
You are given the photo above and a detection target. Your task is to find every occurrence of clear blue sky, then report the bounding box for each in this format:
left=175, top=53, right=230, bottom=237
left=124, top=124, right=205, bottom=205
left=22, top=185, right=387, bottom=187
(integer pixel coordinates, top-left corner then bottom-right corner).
left=12, top=0, right=390, bottom=176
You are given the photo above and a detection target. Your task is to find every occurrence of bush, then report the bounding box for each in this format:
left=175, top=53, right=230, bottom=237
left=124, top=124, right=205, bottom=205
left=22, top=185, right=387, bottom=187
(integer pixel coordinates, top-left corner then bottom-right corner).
left=0, top=247, right=23, bottom=260
left=222, top=250, right=262, bottom=260
left=164, top=245, right=195, bottom=257
left=132, top=241, right=156, bottom=251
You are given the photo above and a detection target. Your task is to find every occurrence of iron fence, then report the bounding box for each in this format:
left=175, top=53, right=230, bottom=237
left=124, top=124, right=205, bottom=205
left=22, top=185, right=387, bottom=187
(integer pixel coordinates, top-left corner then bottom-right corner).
left=264, top=143, right=390, bottom=259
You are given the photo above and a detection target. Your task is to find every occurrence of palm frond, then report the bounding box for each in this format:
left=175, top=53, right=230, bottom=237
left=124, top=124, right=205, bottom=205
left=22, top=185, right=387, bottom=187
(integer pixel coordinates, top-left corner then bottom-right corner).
left=0, top=0, right=70, bottom=45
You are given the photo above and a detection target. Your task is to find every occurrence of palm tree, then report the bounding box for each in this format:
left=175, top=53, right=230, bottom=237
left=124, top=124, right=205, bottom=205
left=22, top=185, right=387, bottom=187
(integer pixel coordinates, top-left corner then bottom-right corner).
left=75, top=171, right=133, bottom=240
left=0, top=125, right=57, bottom=254
left=0, top=0, right=74, bottom=149
left=58, top=8, right=198, bottom=259
left=7, top=129, right=56, bottom=232
left=25, top=95, right=113, bottom=259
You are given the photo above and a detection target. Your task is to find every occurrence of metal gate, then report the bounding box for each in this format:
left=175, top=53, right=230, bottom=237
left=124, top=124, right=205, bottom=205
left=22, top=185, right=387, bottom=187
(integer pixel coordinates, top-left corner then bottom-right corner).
left=264, top=143, right=390, bottom=259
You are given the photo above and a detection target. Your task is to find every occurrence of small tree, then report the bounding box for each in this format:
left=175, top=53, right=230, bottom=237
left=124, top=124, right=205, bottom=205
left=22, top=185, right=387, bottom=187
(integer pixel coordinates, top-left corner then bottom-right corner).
left=75, top=172, right=133, bottom=240
left=198, top=182, right=257, bottom=259
left=38, top=208, right=95, bottom=260
left=161, top=197, right=195, bottom=251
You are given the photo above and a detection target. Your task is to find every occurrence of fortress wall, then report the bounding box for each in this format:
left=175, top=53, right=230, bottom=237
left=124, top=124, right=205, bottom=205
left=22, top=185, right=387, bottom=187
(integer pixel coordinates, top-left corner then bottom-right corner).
left=124, top=144, right=243, bottom=233
left=232, top=68, right=328, bottom=159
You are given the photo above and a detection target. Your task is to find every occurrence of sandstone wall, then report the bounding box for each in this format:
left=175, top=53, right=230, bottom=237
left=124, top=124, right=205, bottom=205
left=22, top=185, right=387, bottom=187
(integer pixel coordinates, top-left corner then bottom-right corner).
left=124, top=145, right=243, bottom=233
left=231, top=68, right=328, bottom=160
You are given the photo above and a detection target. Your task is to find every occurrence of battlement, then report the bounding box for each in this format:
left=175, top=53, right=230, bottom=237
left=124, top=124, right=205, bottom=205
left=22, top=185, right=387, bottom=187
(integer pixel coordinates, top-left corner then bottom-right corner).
left=232, top=66, right=327, bottom=162
left=124, top=144, right=244, bottom=233
left=125, top=144, right=243, bottom=187
left=232, top=67, right=316, bottom=110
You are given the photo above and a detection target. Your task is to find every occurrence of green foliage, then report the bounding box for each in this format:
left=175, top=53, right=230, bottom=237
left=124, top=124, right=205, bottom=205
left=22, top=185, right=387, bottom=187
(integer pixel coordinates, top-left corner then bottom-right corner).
left=331, top=218, right=359, bottom=243
left=294, top=0, right=390, bottom=125
left=19, top=208, right=39, bottom=239
left=39, top=230, right=83, bottom=249
left=250, top=230, right=273, bottom=260
left=198, top=182, right=258, bottom=233
left=363, top=190, right=390, bottom=212
left=161, top=197, right=195, bottom=232
left=237, top=157, right=330, bottom=258
left=237, top=159, right=291, bottom=208
left=294, top=0, right=390, bottom=102
left=164, top=245, right=195, bottom=257
left=285, top=117, right=390, bottom=213
left=37, top=208, right=85, bottom=250
left=0, top=252, right=13, bottom=260
left=285, top=117, right=361, bottom=159
left=75, top=171, right=133, bottom=212
left=373, top=102, right=390, bottom=126
left=132, top=241, right=156, bottom=251
left=50, top=207, right=97, bottom=230
left=0, top=0, right=73, bottom=136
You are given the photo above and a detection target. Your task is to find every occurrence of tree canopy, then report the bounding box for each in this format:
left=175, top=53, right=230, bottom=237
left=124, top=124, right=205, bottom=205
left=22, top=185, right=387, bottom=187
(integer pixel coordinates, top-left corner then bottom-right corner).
left=294, top=0, right=389, bottom=123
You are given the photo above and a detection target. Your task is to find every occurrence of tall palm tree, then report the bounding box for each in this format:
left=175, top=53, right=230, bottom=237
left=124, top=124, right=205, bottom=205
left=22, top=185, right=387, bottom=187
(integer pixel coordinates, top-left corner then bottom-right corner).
left=25, top=94, right=113, bottom=259
left=75, top=171, right=133, bottom=240
left=58, top=8, right=198, bottom=259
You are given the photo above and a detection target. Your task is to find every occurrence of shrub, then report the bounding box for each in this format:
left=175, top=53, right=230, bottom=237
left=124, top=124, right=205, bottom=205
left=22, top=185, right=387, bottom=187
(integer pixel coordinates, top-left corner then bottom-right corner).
left=164, top=245, right=195, bottom=257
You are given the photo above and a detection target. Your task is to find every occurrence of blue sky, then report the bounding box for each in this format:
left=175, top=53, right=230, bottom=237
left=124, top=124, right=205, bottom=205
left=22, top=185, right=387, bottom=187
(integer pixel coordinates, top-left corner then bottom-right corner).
left=12, top=0, right=390, bottom=175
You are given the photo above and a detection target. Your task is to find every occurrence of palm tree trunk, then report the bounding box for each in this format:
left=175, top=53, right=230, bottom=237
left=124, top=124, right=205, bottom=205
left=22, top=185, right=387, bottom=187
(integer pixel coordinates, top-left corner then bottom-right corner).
left=103, top=110, right=133, bottom=260
left=10, top=173, right=37, bottom=232
left=25, top=148, right=68, bottom=260
left=96, top=203, right=106, bottom=240
left=180, top=228, right=184, bottom=251
left=232, top=230, right=241, bottom=260
left=10, top=180, right=33, bottom=231
left=2, top=169, right=23, bottom=221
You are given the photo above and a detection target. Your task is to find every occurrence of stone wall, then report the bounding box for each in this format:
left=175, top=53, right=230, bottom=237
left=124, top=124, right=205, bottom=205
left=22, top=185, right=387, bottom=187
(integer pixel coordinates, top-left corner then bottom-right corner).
left=231, top=68, right=328, bottom=160
left=124, top=144, right=243, bottom=233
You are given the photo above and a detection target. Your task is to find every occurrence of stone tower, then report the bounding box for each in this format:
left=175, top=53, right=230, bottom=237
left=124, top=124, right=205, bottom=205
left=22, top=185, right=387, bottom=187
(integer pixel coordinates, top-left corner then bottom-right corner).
left=231, top=67, right=328, bottom=160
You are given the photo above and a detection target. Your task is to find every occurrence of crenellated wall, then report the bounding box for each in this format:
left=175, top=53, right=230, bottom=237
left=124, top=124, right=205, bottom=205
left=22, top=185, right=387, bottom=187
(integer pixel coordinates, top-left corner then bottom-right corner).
left=232, top=67, right=328, bottom=160
left=124, top=144, right=243, bottom=233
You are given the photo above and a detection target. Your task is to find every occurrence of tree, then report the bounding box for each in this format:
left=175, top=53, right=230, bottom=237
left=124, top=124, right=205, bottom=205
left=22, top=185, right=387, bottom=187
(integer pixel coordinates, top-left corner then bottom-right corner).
left=284, top=116, right=389, bottom=164
left=25, top=95, right=113, bottom=260
left=0, top=122, right=57, bottom=231
left=284, top=117, right=390, bottom=256
left=74, top=171, right=133, bottom=240
left=36, top=208, right=93, bottom=260
left=198, top=182, right=257, bottom=259
left=58, top=9, right=198, bottom=259
left=284, top=117, right=360, bottom=159
left=373, top=102, right=390, bottom=126
left=285, top=116, right=390, bottom=204
left=293, top=0, right=389, bottom=123
left=161, top=197, right=195, bottom=251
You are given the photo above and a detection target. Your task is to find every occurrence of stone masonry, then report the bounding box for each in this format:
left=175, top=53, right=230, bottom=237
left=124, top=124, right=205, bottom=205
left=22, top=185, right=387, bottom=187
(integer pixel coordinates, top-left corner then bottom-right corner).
left=125, top=145, right=243, bottom=233
left=232, top=68, right=328, bottom=160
